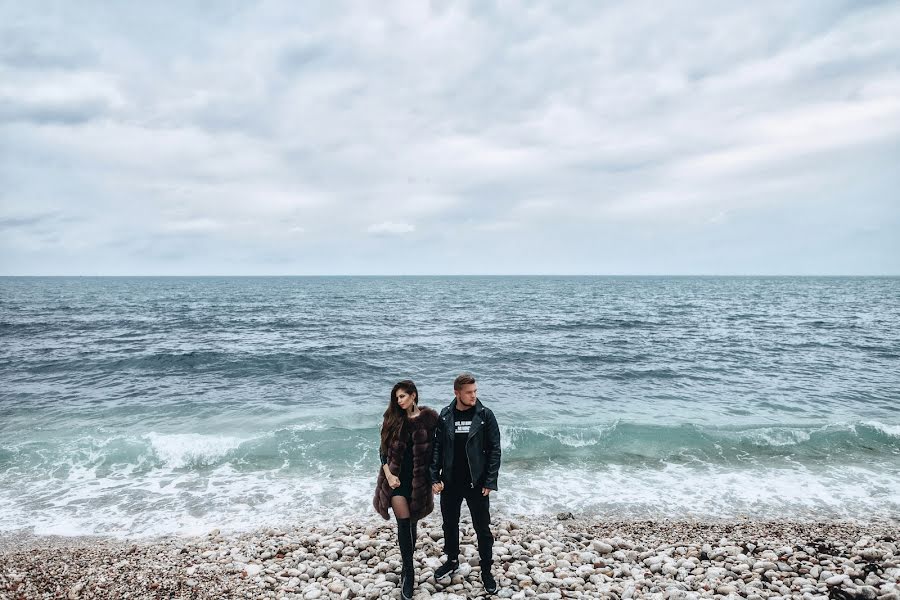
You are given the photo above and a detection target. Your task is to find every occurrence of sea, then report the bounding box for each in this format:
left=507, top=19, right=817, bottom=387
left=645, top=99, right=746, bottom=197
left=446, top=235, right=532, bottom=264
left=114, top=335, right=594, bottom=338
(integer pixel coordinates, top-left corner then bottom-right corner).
left=0, top=276, right=898, bottom=537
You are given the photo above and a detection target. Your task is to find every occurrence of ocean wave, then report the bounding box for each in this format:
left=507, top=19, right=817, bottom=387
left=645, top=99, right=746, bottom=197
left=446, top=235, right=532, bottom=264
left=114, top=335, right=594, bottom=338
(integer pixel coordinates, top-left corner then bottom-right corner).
left=143, top=432, right=249, bottom=469
left=19, top=350, right=377, bottom=379
left=283, top=422, right=330, bottom=432
left=498, top=421, right=900, bottom=465
left=865, top=421, right=900, bottom=438
left=1, top=424, right=897, bottom=537
left=3, top=421, right=896, bottom=481
left=541, top=318, right=656, bottom=331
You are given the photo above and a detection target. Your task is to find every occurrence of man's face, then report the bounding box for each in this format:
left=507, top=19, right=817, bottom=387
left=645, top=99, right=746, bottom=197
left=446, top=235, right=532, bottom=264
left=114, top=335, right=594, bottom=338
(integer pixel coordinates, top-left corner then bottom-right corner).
left=454, top=383, right=477, bottom=407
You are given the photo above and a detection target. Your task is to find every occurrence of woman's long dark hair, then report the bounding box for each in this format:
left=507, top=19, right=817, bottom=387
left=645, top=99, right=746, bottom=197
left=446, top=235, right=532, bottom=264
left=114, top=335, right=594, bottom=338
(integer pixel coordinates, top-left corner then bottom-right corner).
left=380, top=380, right=419, bottom=458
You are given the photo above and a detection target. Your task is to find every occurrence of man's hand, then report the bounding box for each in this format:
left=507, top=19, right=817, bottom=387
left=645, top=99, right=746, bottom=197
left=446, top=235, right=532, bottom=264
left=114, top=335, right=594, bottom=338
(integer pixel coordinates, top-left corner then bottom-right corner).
left=482, top=488, right=492, bottom=496
left=432, top=482, right=444, bottom=495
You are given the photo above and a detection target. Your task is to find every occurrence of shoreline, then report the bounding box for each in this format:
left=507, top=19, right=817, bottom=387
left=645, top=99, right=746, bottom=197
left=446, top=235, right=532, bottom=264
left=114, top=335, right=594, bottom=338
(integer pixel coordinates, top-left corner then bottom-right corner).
left=1, top=516, right=898, bottom=599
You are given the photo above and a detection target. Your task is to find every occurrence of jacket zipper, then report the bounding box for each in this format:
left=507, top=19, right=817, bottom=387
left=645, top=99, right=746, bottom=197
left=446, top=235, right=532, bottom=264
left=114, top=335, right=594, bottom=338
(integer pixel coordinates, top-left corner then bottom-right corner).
left=465, top=433, right=475, bottom=488
left=465, top=412, right=482, bottom=489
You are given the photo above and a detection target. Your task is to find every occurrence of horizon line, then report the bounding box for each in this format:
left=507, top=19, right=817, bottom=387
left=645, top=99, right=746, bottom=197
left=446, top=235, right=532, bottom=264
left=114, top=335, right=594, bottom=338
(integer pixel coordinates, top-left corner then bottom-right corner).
left=1, top=273, right=898, bottom=278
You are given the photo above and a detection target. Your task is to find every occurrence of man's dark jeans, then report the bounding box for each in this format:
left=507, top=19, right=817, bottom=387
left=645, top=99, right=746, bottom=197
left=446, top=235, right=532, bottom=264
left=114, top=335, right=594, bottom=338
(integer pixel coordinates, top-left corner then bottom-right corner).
left=440, top=484, right=494, bottom=568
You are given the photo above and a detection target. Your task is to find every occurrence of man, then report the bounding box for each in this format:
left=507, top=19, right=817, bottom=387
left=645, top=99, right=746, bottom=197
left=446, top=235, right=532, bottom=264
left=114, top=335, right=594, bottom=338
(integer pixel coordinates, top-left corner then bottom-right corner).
left=430, top=372, right=502, bottom=594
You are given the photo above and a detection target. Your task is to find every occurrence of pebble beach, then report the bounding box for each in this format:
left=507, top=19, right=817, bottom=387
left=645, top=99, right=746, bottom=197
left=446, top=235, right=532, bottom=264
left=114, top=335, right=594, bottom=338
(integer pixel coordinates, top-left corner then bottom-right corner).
left=2, top=517, right=898, bottom=600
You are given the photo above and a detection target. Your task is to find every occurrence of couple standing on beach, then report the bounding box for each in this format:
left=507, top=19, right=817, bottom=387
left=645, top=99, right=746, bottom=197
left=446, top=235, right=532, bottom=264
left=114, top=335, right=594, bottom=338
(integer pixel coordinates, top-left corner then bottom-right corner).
left=373, top=373, right=502, bottom=599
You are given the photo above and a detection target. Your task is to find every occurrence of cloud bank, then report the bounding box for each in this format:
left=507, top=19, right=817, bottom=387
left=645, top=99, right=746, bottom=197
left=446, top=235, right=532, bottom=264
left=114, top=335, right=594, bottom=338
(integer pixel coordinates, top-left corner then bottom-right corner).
left=1, top=1, right=898, bottom=274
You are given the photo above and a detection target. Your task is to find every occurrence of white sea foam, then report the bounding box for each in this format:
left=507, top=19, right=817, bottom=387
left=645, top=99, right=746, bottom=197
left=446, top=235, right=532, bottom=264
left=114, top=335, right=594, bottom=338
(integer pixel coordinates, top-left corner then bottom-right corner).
left=143, top=432, right=247, bottom=468
left=2, top=420, right=897, bottom=538
left=737, top=427, right=812, bottom=447
left=286, top=421, right=329, bottom=432
left=866, top=421, right=900, bottom=438
left=499, top=425, right=517, bottom=451
left=2, top=459, right=897, bottom=538
left=499, top=423, right=614, bottom=451
left=491, top=462, right=900, bottom=521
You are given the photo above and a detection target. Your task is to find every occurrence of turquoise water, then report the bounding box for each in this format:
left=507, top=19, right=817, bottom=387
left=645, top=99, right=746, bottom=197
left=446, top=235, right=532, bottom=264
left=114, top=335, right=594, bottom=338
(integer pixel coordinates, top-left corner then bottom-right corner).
left=1, top=276, right=898, bottom=536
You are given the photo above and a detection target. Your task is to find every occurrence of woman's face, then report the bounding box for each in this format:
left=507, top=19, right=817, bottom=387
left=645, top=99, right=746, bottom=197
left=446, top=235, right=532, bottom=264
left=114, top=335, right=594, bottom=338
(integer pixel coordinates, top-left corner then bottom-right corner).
left=395, top=389, right=416, bottom=411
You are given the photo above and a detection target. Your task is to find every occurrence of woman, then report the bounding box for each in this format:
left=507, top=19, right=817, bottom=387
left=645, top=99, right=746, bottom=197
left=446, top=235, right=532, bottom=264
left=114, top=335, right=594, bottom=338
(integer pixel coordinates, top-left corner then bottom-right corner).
left=373, top=380, right=439, bottom=600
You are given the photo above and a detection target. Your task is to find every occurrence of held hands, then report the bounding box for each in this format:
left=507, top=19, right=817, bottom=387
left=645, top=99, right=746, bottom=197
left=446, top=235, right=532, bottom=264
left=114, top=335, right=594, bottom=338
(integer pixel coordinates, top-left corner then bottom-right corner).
left=430, top=482, right=490, bottom=496
left=387, top=474, right=401, bottom=489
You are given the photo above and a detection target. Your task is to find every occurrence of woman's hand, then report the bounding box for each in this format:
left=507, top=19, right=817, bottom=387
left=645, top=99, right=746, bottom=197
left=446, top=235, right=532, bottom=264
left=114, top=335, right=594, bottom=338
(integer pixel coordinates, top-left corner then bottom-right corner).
left=387, top=474, right=401, bottom=489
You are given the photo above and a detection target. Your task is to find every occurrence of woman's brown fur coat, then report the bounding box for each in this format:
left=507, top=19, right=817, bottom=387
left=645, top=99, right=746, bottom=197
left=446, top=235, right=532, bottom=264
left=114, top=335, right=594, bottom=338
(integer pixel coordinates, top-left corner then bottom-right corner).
left=373, top=407, right=439, bottom=521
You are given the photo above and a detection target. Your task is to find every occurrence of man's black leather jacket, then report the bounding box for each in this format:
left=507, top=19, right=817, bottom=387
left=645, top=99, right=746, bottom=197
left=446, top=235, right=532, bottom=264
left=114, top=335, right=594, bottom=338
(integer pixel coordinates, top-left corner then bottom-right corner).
left=429, top=398, right=501, bottom=490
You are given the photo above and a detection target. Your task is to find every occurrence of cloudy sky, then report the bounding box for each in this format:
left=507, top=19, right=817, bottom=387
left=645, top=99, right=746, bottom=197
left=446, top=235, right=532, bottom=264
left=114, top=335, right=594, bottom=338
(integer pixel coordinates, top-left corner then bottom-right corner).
left=1, top=1, right=898, bottom=275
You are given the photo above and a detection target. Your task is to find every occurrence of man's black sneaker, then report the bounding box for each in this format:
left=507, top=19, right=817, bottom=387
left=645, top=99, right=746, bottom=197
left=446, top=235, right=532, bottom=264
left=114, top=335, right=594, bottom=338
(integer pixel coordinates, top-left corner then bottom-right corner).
left=434, top=560, right=459, bottom=581
left=482, top=568, right=497, bottom=594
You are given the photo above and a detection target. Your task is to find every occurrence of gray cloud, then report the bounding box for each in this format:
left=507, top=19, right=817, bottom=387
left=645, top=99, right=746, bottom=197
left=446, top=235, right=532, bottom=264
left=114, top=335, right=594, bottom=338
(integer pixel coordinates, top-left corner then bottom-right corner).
left=0, top=214, right=48, bottom=229
left=367, top=222, right=416, bottom=236
left=1, top=0, right=898, bottom=274
left=0, top=212, right=81, bottom=231
left=278, top=43, right=335, bottom=73
left=0, top=26, right=97, bottom=71
left=0, top=97, right=111, bottom=125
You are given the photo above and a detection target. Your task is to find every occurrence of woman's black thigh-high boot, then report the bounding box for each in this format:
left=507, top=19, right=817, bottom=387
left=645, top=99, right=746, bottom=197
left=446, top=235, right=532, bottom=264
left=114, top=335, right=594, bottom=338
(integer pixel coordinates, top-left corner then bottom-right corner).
left=397, top=517, right=414, bottom=600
